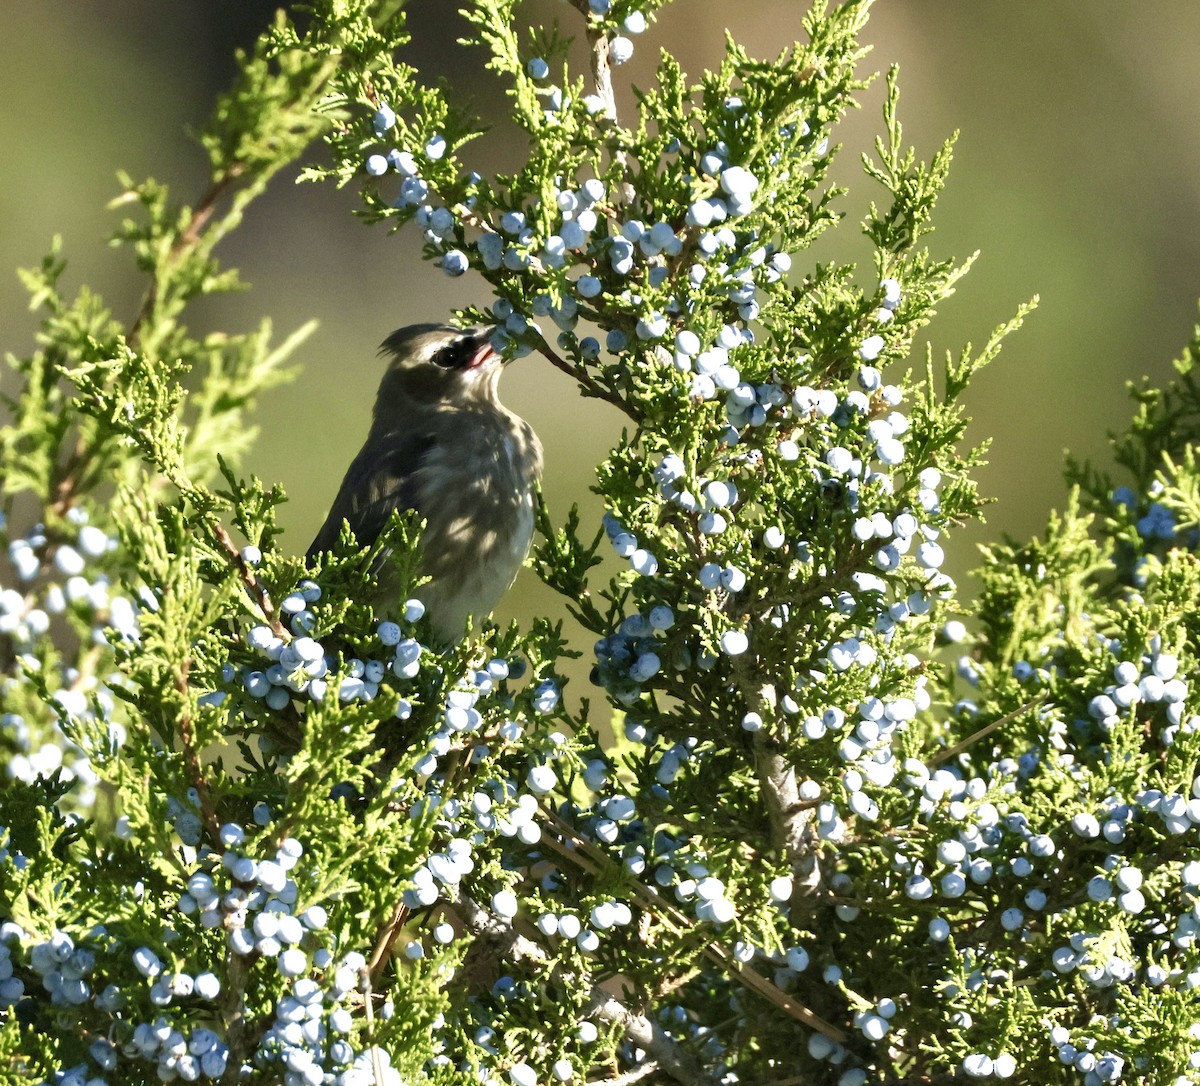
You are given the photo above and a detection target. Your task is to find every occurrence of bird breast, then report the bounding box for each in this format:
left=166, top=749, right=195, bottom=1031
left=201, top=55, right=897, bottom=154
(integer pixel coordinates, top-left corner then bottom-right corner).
left=413, top=406, right=542, bottom=638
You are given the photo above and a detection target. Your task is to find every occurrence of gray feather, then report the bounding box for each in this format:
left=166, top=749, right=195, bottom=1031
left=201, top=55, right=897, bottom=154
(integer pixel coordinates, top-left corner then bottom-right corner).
left=306, top=323, right=542, bottom=641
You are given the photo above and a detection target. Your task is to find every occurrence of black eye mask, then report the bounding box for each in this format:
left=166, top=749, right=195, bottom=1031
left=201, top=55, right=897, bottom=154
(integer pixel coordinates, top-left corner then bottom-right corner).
left=434, top=332, right=496, bottom=371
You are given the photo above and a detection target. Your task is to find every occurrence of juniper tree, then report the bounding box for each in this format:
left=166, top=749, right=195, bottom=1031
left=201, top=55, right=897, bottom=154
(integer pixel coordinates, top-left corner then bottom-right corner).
left=3, top=2, right=1200, bottom=1085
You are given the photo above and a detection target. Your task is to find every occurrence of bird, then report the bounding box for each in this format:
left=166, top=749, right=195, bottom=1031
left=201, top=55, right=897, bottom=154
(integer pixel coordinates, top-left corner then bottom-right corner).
left=307, top=323, right=543, bottom=642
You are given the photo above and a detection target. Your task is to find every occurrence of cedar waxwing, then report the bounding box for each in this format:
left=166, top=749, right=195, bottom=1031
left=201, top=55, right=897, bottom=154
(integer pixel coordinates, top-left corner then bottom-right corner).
left=307, top=323, right=543, bottom=642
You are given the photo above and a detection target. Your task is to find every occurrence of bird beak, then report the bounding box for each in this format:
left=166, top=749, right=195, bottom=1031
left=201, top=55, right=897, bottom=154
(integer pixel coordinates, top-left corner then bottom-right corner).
left=466, top=335, right=501, bottom=370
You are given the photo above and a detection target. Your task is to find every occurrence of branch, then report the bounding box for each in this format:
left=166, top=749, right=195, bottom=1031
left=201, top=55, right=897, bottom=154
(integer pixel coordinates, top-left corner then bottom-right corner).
left=128, top=164, right=246, bottom=349
left=457, top=897, right=718, bottom=1086
left=927, top=698, right=1044, bottom=767
left=584, top=24, right=619, bottom=124
left=537, top=804, right=848, bottom=1043
left=587, top=1064, right=661, bottom=1086
left=568, top=0, right=629, bottom=181
left=533, top=335, right=641, bottom=421
left=452, top=201, right=641, bottom=421
left=584, top=993, right=710, bottom=1086
left=217, top=948, right=252, bottom=1086
left=368, top=898, right=410, bottom=982
left=174, top=655, right=221, bottom=842
left=213, top=523, right=288, bottom=640
left=735, top=672, right=822, bottom=894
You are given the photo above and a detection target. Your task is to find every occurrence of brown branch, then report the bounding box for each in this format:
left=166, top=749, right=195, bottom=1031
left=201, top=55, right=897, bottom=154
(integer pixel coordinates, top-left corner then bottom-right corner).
left=568, top=0, right=628, bottom=180
left=369, top=735, right=508, bottom=982
left=46, top=158, right=249, bottom=531
left=927, top=697, right=1044, bottom=767
left=174, top=655, right=221, bottom=842
left=732, top=668, right=823, bottom=899
left=533, top=336, right=640, bottom=421
left=457, top=896, right=717, bottom=1086
left=50, top=455, right=84, bottom=519
left=538, top=804, right=848, bottom=1043
left=128, top=164, right=246, bottom=347
left=585, top=992, right=711, bottom=1086
left=451, top=203, right=641, bottom=421
left=585, top=26, right=619, bottom=124
left=587, top=1063, right=661, bottom=1086
left=217, top=948, right=252, bottom=1086
left=368, top=899, right=411, bottom=982
left=359, top=964, right=390, bottom=1083
left=213, top=523, right=288, bottom=640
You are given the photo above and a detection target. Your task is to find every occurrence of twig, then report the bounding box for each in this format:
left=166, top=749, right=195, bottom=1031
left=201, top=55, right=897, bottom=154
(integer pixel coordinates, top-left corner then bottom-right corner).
left=532, top=336, right=640, bottom=421
left=43, top=154, right=245, bottom=521
left=49, top=454, right=84, bottom=519
left=452, top=202, right=641, bottom=421
left=538, top=804, right=848, bottom=1042
left=213, top=523, right=288, bottom=640
left=369, top=722, right=528, bottom=981
left=927, top=697, right=1044, bottom=767
left=587, top=1063, right=661, bottom=1086
left=715, top=953, right=845, bottom=1042
left=458, top=896, right=718, bottom=1086
left=368, top=899, right=410, bottom=981
left=174, top=655, right=221, bottom=842
left=128, top=164, right=246, bottom=346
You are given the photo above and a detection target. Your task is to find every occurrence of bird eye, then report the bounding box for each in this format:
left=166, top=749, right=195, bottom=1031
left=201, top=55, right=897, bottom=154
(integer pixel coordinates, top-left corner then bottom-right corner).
left=432, top=343, right=461, bottom=369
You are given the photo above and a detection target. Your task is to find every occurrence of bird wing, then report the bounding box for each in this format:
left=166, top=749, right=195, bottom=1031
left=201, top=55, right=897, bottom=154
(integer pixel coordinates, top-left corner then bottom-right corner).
left=306, top=430, right=435, bottom=561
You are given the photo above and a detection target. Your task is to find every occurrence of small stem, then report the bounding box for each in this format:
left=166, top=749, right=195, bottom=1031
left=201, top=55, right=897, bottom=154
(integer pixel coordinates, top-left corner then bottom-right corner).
left=927, top=697, right=1043, bottom=767
left=368, top=899, right=410, bottom=981
left=129, top=164, right=246, bottom=348
left=174, top=656, right=221, bottom=842
left=458, top=896, right=717, bottom=1086
left=532, top=336, right=640, bottom=421
left=213, top=523, right=288, bottom=639
left=588, top=1064, right=661, bottom=1086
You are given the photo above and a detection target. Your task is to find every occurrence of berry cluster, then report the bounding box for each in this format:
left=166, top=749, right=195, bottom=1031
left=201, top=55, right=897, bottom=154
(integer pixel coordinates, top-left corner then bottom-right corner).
left=1, top=511, right=135, bottom=809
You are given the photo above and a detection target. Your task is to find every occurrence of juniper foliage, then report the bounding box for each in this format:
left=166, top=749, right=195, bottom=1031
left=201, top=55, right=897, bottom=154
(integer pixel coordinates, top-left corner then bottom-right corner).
left=2, top=2, right=1200, bottom=1084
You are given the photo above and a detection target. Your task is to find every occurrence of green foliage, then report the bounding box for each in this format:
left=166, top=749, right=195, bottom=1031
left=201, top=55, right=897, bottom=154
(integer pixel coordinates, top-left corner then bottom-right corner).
left=3, top=2, right=1200, bottom=1085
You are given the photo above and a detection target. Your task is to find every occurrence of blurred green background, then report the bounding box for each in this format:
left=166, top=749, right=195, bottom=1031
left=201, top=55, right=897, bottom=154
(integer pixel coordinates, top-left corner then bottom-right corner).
left=4, top=1, right=1200, bottom=634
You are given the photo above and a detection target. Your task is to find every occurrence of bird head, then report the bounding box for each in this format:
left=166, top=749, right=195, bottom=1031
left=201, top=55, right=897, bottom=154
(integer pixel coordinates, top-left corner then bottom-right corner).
left=374, top=323, right=504, bottom=412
